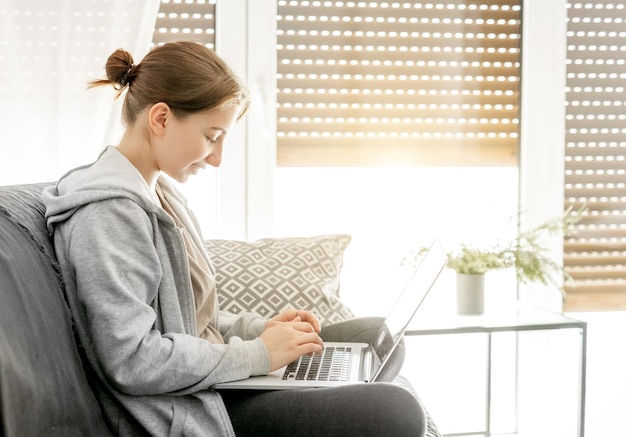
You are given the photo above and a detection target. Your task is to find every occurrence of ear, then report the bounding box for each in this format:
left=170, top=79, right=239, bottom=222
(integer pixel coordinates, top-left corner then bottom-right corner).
left=147, top=102, right=171, bottom=136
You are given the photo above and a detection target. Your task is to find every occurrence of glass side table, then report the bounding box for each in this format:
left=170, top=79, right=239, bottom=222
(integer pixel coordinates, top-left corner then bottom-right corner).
left=404, top=303, right=587, bottom=437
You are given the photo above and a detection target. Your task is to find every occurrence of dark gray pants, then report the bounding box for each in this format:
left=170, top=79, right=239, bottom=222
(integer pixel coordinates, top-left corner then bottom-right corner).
left=220, top=317, right=426, bottom=437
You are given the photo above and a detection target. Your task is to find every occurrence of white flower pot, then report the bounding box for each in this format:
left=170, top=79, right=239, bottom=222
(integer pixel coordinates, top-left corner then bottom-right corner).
left=456, top=273, right=485, bottom=315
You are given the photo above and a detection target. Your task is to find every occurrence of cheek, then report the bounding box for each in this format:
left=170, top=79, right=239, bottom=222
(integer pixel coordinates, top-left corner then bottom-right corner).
left=164, top=124, right=208, bottom=163
left=175, top=133, right=204, bottom=158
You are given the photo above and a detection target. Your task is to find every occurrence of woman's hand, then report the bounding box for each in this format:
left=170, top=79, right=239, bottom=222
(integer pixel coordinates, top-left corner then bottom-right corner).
left=266, top=308, right=321, bottom=333
left=260, top=314, right=324, bottom=371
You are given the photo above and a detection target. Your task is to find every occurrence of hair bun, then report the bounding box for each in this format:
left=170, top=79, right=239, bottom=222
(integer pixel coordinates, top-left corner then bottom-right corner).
left=105, top=49, right=136, bottom=90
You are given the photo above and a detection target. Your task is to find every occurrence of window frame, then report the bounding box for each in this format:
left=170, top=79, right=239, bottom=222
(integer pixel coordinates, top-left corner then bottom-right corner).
left=156, top=0, right=593, bottom=313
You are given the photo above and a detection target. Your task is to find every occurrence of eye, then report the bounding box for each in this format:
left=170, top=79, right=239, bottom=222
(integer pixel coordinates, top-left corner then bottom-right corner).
left=206, top=136, right=217, bottom=144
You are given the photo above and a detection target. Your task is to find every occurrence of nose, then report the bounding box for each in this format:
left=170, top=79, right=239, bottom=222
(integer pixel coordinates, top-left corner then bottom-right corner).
left=205, top=142, right=223, bottom=167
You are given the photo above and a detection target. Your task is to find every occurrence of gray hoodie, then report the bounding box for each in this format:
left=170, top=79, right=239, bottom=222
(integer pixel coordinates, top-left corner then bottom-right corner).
left=42, top=146, right=270, bottom=436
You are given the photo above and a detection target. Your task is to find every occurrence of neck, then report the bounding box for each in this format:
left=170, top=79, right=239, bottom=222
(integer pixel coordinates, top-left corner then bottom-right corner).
left=116, top=126, right=159, bottom=190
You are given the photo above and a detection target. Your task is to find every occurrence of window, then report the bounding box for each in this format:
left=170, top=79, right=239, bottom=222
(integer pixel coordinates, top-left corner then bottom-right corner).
left=276, top=0, right=522, bottom=167
left=153, top=0, right=215, bottom=48
left=274, top=1, right=521, bottom=315
left=564, top=1, right=626, bottom=311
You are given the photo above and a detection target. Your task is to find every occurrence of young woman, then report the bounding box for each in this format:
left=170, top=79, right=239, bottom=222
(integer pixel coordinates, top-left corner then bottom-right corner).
left=43, top=41, right=427, bottom=437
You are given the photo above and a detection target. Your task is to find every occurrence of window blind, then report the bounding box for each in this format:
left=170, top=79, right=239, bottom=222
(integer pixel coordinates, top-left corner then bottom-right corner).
left=564, top=1, right=626, bottom=311
left=276, top=0, right=522, bottom=167
left=152, top=0, right=216, bottom=48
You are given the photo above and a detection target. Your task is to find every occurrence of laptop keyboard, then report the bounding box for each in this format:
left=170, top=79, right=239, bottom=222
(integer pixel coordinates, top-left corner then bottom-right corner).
left=282, top=346, right=352, bottom=382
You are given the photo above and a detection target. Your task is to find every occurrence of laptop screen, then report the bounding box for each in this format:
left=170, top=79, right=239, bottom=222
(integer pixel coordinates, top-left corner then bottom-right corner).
left=371, top=240, right=447, bottom=379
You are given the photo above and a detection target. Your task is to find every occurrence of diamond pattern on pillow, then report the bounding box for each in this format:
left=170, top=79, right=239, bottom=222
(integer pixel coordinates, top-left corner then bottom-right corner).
left=205, top=234, right=354, bottom=326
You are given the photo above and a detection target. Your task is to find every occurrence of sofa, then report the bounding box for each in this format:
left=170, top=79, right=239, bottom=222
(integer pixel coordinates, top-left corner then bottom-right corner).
left=0, top=182, right=442, bottom=436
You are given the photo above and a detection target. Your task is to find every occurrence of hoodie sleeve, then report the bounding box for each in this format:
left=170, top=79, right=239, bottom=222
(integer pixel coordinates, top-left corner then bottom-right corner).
left=59, top=199, right=270, bottom=396
left=219, top=310, right=267, bottom=341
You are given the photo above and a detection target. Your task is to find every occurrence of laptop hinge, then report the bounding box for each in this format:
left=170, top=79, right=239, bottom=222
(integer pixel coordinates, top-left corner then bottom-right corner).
left=360, top=347, right=378, bottom=382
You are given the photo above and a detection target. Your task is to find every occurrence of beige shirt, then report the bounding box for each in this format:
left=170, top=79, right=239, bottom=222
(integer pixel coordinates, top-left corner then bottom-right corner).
left=156, top=185, right=224, bottom=344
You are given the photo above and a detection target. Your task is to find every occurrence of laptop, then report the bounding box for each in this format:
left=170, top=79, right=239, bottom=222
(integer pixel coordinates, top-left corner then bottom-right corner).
left=212, top=239, right=447, bottom=390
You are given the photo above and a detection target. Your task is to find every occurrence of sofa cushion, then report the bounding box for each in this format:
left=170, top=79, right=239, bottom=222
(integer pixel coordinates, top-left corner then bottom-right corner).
left=0, top=207, right=111, bottom=436
left=206, top=234, right=355, bottom=326
left=0, top=183, right=57, bottom=262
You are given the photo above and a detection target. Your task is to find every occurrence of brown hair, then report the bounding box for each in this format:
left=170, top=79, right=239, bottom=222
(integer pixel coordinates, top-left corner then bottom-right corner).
left=89, top=41, right=250, bottom=125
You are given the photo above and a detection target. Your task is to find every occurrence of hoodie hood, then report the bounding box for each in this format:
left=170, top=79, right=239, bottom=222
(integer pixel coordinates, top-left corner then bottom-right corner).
left=43, top=146, right=165, bottom=234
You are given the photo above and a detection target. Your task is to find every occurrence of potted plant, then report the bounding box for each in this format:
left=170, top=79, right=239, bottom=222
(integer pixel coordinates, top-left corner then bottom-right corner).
left=402, top=207, right=584, bottom=315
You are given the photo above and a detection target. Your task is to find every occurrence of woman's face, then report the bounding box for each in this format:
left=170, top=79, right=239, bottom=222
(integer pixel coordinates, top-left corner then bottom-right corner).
left=156, top=104, right=240, bottom=183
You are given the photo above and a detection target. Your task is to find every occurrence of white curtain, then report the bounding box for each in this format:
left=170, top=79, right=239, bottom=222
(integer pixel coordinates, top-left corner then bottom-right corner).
left=0, top=0, right=160, bottom=185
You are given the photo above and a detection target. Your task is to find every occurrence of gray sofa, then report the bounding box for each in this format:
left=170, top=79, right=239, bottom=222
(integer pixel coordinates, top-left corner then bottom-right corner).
left=0, top=183, right=442, bottom=436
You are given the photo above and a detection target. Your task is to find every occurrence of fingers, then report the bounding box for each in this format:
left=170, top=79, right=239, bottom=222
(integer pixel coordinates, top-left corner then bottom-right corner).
left=282, top=321, right=324, bottom=348
left=260, top=322, right=325, bottom=371
left=268, top=309, right=299, bottom=325
left=266, top=309, right=322, bottom=333
left=292, top=309, right=321, bottom=333
left=290, top=335, right=324, bottom=364
left=281, top=308, right=300, bottom=321
left=297, top=339, right=324, bottom=357
left=290, top=330, right=324, bottom=356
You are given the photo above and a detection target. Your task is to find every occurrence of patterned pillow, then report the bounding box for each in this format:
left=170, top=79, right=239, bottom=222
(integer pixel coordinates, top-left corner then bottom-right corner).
left=205, top=234, right=354, bottom=326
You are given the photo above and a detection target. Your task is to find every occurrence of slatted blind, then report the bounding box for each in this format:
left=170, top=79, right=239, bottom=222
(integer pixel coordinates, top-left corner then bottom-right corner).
left=152, top=0, right=216, bottom=48
left=564, top=1, right=626, bottom=311
left=276, top=0, right=522, bottom=167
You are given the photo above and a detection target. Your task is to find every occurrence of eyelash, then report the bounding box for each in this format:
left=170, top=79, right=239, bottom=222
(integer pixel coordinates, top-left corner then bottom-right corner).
left=206, top=136, right=217, bottom=144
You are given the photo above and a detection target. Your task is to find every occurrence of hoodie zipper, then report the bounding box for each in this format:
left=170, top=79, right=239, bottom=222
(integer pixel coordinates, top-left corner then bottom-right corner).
left=214, top=389, right=236, bottom=437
